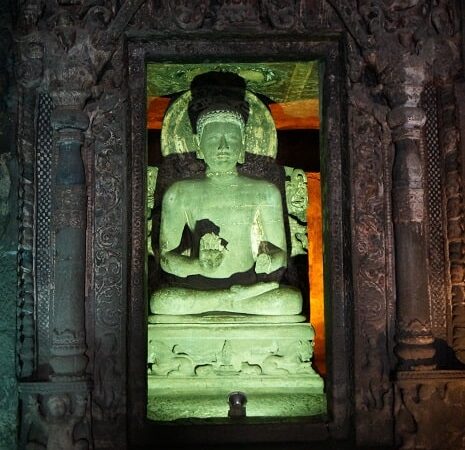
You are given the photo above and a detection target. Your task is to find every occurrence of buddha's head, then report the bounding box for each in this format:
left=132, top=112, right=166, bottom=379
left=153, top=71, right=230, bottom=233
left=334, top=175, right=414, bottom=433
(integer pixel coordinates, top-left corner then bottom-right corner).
left=196, top=110, right=245, bottom=171
left=188, top=72, right=249, bottom=172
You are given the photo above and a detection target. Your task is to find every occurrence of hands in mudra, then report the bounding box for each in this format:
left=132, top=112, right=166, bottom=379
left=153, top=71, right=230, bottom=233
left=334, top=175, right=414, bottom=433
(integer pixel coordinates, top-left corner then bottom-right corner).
left=199, top=232, right=273, bottom=274
left=255, top=253, right=273, bottom=274
left=199, top=233, right=226, bottom=270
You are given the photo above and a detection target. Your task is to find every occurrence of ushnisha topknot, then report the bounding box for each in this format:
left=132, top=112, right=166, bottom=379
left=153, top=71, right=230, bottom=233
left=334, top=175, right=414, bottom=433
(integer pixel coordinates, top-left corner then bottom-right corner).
left=188, top=71, right=250, bottom=135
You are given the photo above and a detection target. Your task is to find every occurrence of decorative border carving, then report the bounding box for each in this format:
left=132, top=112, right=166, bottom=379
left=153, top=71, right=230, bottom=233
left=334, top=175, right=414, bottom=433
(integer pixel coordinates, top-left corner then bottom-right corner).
left=443, top=81, right=465, bottom=362
left=423, top=83, right=448, bottom=340
left=16, top=89, right=37, bottom=379
left=348, top=78, right=395, bottom=443
left=89, top=48, right=129, bottom=447
left=36, top=93, right=54, bottom=369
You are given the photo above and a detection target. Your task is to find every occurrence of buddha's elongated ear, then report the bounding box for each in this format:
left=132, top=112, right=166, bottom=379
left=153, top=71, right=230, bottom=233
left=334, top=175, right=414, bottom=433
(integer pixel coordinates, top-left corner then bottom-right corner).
left=195, top=134, right=204, bottom=160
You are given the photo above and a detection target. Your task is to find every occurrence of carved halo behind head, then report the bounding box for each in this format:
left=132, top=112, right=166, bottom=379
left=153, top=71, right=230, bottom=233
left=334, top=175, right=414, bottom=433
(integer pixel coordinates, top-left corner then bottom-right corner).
left=160, top=89, right=277, bottom=159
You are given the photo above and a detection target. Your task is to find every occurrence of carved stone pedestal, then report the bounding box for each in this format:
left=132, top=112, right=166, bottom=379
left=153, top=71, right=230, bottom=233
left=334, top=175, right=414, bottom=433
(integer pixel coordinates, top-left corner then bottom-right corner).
left=147, top=317, right=325, bottom=421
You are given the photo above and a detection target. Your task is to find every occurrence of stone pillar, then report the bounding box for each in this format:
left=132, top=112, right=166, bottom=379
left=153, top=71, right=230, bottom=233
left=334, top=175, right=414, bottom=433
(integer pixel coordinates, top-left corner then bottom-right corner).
left=386, top=60, right=436, bottom=370
left=49, top=89, right=90, bottom=381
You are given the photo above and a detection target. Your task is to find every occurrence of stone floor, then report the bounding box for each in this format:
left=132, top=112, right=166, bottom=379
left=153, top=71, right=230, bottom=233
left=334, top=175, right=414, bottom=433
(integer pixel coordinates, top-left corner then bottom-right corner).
left=132, top=443, right=394, bottom=450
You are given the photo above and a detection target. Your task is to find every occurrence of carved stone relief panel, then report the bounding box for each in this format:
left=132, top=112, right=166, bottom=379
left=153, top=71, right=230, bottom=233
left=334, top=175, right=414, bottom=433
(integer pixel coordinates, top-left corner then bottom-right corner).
left=348, top=78, right=394, bottom=445
left=9, top=0, right=465, bottom=448
left=395, top=372, right=465, bottom=450
left=444, top=79, right=465, bottom=362
left=130, top=0, right=338, bottom=33
left=0, top=4, right=20, bottom=448
left=88, top=47, right=129, bottom=448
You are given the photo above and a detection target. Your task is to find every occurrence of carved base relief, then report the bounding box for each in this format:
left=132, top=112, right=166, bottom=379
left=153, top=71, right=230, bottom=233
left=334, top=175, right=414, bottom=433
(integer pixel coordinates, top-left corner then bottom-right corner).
left=19, top=381, right=91, bottom=450
left=395, top=371, right=465, bottom=450
left=147, top=320, right=325, bottom=421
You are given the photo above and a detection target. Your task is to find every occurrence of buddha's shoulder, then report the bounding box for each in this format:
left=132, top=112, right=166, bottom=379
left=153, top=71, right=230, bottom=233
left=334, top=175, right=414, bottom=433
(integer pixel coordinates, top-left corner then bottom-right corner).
left=166, top=178, right=204, bottom=190
left=163, top=178, right=203, bottom=199
left=241, top=176, right=281, bottom=196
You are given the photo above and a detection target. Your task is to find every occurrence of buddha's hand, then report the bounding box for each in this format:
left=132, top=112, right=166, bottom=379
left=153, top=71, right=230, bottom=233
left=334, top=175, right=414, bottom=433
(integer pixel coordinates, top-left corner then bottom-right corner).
left=255, top=253, right=273, bottom=274
left=199, top=233, right=226, bottom=270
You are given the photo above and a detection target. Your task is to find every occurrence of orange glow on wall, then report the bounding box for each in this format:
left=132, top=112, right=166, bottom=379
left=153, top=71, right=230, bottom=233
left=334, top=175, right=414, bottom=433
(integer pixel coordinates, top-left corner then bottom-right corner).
left=269, top=99, right=320, bottom=130
left=147, top=97, right=171, bottom=129
left=307, top=172, right=325, bottom=375
left=147, top=97, right=320, bottom=131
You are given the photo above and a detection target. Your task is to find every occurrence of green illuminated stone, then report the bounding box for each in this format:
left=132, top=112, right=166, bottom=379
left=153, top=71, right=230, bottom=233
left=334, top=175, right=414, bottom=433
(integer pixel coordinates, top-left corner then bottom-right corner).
left=151, top=110, right=301, bottom=315
left=147, top=321, right=325, bottom=420
left=160, top=90, right=278, bottom=158
left=147, top=166, right=158, bottom=257
left=147, top=75, right=324, bottom=420
left=147, top=62, right=320, bottom=103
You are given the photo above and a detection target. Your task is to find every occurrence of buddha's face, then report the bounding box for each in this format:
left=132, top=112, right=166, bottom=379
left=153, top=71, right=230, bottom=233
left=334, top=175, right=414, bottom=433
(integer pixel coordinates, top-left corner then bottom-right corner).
left=198, top=121, right=244, bottom=172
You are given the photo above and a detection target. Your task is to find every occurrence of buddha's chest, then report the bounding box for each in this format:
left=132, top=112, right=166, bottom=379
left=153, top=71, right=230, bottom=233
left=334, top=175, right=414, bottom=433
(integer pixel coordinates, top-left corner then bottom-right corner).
left=189, top=200, right=258, bottom=229
left=187, top=184, right=265, bottom=216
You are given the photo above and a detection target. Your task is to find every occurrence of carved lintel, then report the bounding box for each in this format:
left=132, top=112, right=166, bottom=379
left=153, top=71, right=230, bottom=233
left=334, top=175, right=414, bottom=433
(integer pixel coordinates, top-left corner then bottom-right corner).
left=167, top=0, right=209, bottom=31
left=213, top=0, right=261, bottom=31
left=57, top=0, right=82, bottom=5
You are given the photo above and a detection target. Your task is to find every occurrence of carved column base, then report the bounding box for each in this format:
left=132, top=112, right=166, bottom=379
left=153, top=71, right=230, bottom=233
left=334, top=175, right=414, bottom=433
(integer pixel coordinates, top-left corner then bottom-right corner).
left=18, top=380, right=92, bottom=449
left=395, top=371, right=465, bottom=449
left=395, top=320, right=436, bottom=370
left=50, top=342, right=88, bottom=381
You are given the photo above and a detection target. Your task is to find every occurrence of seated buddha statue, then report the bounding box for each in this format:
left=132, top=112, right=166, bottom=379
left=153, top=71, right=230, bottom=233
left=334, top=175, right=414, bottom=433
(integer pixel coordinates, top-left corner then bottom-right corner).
left=150, top=72, right=303, bottom=316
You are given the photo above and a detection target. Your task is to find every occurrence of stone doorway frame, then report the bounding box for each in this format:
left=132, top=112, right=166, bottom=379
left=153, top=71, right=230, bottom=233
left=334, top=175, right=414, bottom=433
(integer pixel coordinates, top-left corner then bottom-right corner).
left=126, top=34, right=353, bottom=447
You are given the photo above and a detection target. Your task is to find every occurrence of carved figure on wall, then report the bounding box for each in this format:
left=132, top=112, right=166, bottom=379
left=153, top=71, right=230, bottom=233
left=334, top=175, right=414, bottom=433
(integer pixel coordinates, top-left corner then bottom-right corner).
left=150, top=72, right=302, bottom=316
left=15, top=0, right=44, bottom=89
left=25, top=393, right=88, bottom=450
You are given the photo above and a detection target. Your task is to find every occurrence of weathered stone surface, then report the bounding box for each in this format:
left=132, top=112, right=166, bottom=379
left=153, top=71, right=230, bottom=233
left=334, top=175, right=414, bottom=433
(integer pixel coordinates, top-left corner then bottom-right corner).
left=147, top=321, right=324, bottom=420
left=395, top=371, right=465, bottom=450
left=0, top=4, right=18, bottom=447
left=6, top=0, right=465, bottom=448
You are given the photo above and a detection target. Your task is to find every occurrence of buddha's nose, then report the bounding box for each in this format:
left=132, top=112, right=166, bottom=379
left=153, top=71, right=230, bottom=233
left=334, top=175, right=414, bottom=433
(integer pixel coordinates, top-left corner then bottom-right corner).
left=218, top=135, right=229, bottom=149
